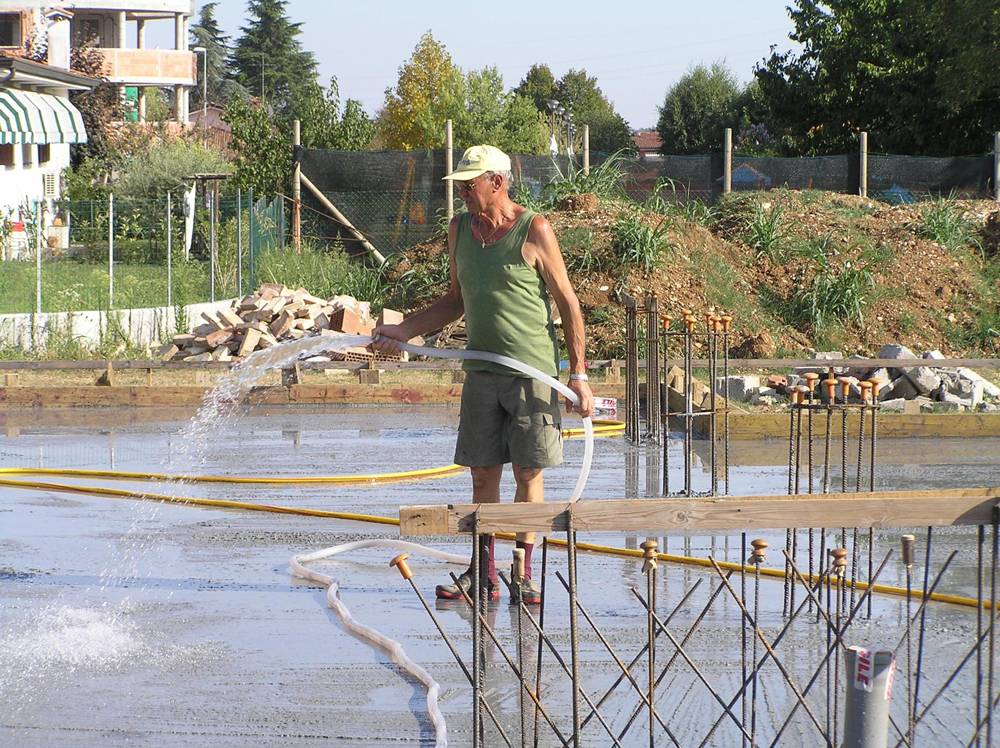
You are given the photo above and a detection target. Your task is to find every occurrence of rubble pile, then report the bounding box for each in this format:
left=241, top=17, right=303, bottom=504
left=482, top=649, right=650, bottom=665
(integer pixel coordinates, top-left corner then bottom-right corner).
left=717, top=345, right=1000, bottom=412
left=158, top=284, right=413, bottom=363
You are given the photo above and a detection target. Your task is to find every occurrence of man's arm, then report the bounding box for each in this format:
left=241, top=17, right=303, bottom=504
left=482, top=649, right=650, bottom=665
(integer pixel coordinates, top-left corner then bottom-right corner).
left=526, top=215, right=594, bottom=418
left=372, top=217, right=464, bottom=352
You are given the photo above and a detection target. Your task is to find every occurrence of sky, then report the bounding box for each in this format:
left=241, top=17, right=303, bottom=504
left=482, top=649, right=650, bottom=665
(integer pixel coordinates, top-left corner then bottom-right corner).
left=149, top=1, right=803, bottom=129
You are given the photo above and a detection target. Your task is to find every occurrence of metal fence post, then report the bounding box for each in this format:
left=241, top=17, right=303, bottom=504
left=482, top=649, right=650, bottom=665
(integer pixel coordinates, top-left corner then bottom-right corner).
left=583, top=124, right=590, bottom=175
left=842, top=646, right=895, bottom=748
left=209, top=184, right=216, bottom=303
left=445, top=119, right=454, bottom=222
left=860, top=131, right=869, bottom=198
left=993, top=131, right=999, bottom=202
left=166, top=192, right=172, bottom=308
left=108, top=192, right=114, bottom=309
left=248, top=187, right=255, bottom=292
left=723, top=127, right=732, bottom=194
left=34, top=200, right=42, bottom=318
left=236, top=188, right=243, bottom=296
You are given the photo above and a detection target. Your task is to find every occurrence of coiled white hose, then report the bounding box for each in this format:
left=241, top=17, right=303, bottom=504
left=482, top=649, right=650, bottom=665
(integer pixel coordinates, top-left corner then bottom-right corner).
left=284, top=333, right=596, bottom=747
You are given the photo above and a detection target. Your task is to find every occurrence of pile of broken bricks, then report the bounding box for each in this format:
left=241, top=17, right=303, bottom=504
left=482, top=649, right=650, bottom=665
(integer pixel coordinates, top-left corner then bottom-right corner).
left=157, top=284, right=418, bottom=364
left=716, top=344, right=1000, bottom=413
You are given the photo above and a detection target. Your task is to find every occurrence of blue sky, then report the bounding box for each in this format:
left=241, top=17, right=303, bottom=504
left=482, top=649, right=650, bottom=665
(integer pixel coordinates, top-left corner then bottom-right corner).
left=151, top=1, right=801, bottom=129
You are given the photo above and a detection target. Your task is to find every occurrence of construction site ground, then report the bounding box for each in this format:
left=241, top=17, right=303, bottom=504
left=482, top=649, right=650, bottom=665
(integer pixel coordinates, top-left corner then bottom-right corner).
left=2, top=405, right=999, bottom=746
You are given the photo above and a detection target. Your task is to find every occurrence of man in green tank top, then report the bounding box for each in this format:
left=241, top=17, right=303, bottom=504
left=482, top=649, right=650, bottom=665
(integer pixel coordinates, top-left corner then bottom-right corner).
left=373, top=145, right=593, bottom=605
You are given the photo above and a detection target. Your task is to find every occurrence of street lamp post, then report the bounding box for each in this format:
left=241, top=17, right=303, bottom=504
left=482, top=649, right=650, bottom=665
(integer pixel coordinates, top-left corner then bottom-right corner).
left=191, top=46, right=207, bottom=146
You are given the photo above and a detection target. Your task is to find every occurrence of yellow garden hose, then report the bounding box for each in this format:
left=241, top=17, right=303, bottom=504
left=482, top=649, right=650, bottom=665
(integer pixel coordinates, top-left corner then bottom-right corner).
left=0, top=471, right=989, bottom=611
left=0, top=420, right=622, bottom=486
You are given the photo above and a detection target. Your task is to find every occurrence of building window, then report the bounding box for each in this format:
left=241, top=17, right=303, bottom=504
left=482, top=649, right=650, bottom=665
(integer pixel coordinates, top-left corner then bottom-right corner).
left=0, top=13, right=22, bottom=48
left=73, top=17, right=101, bottom=46
left=0, top=144, right=14, bottom=168
left=38, top=144, right=51, bottom=164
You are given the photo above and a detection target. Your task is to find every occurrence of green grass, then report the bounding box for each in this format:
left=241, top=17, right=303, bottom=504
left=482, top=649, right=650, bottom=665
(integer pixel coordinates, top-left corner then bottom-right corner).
left=918, top=196, right=983, bottom=256
left=744, top=201, right=787, bottom=262
left=611, top=211, right=672, bottom=273
left=559, top=227, right=601, bottom=273
left=0, top=260, right=211, bottom=314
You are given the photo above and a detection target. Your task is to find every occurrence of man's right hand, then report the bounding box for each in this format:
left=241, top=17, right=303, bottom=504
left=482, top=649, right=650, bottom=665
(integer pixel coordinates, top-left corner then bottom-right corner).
left=370, top=323, right=409, bottom=355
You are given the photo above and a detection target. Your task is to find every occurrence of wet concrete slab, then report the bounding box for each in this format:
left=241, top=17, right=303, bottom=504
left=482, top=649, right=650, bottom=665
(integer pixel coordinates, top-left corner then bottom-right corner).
left=1, top=405, right=999, bottom=746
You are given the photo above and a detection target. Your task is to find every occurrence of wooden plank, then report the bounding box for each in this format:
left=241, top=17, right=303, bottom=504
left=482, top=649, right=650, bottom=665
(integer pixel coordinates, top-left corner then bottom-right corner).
left=399, top=487, right=1000, bottom=536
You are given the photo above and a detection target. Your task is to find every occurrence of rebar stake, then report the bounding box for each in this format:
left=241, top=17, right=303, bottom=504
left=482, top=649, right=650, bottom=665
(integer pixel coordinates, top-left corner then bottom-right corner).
left=901, top=534, right=916, bottom=748
left=832, top=546, right=849, bottom=746
left=642, top=538, right=659, bottom=748
left=750, top=538, right=768, bottom=745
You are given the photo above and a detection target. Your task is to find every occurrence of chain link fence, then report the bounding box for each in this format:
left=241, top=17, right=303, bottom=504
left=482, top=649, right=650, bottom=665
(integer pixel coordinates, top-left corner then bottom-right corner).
left=0, top=192, right=283, bottom=316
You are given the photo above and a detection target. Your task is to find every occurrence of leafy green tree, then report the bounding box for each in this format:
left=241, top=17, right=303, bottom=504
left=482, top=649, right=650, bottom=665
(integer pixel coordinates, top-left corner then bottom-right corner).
left=656, top=63, right=741, bottom=154
left=378, top=31, right=465, bottom=149
left=229, top=0, right=318, bottom=121
left=116, top=139, right=231, bottom=198
left=514, top=64, right=558, bottom=111
left=452, top=67, right=547, bottom=154
left=555, top=69, right=632, bottom=153
left=755, top=0, right=999, bottom=155
left=190, top=2, right=244, bottom=108
left=68, top=41, right=122, bottom=165
left=223, top=95, right=288, bottom=194
left=298, top=78, right=375, bottom=150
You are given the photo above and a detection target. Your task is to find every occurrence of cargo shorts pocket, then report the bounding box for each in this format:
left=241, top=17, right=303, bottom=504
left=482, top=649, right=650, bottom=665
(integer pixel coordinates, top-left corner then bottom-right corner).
left=509, top=412, right=563, bottom=469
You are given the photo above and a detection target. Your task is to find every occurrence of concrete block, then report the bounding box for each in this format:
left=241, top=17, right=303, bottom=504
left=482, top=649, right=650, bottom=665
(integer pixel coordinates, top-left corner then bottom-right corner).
left=957, top=367, right=1000, bottom=399
left=717, top=375, right=761, bottom=402
left=940, top=391, right=972, bottom=410
left=377, top=308, right=404, bottom=327
left=879, top=398, right=906, bottom=412
left=878, top=343, right=917, bottom=360
left=811, top=351, right=844, bottom=360
left=922, top=349, right=945, bottom=360
left=884, top=375, right=919, bottom=400
left=903, top=366, right=941, bottom=395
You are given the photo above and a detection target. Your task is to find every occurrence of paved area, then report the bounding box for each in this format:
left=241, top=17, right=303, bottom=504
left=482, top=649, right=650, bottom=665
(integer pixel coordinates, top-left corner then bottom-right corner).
left=2, top=405, right=999, bottom=746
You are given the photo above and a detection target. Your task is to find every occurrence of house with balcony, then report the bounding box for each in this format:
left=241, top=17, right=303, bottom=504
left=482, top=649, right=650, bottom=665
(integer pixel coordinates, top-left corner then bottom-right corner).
left=0, top=0, right=195, bottom=123
left=1, top=11, right=95, bottom=259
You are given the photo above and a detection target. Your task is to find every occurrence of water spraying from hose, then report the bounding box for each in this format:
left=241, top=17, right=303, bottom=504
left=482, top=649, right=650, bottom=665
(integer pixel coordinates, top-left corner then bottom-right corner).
left=261, top=332, right=595, bottom=747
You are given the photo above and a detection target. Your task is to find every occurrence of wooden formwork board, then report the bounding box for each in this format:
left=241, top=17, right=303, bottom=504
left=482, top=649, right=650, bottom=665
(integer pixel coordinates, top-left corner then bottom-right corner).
left=400, top=487, right=1000, bottom=536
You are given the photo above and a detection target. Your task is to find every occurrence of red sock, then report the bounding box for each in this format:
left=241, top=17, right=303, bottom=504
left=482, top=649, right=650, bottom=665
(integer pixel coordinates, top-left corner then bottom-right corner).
left=516, top=540, right=534, bottom=579
left=487, top=535, right=498, bottom=585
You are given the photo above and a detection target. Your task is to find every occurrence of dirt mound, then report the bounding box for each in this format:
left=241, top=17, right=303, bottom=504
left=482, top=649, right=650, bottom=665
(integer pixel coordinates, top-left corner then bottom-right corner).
left=385, top=190, right=1000, bottom=359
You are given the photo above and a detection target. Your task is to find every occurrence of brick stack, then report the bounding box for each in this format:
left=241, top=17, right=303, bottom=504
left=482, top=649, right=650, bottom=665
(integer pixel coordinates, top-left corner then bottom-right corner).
left=157, top=284, right=414, bottom=363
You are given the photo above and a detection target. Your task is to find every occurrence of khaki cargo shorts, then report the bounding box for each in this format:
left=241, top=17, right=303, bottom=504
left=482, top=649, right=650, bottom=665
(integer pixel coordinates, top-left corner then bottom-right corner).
left=454, top=371, right=563, bottom=468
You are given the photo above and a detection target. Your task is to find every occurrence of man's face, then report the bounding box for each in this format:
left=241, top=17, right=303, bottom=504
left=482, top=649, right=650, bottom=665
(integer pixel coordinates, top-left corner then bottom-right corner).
left=455, top=173, right=494, bottom=211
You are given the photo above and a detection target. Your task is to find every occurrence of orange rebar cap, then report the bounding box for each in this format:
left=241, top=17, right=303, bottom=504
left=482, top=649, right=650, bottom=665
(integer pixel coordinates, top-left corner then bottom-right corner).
left=389, top=553, right=413, bottom=581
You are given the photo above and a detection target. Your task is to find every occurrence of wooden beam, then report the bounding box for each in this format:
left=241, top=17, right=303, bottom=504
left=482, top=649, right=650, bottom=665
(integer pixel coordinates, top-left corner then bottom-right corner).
left=399, top=487, right=1000, bottom=536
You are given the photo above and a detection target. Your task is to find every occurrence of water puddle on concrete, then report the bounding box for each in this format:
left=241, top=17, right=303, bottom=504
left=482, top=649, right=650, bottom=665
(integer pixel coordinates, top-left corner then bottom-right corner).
left=1, top=405, right=999, bottom=745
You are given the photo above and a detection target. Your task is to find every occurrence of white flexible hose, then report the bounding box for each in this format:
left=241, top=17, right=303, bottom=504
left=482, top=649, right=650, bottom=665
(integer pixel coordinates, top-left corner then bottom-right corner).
left=282, top=332, right=597, bottom=747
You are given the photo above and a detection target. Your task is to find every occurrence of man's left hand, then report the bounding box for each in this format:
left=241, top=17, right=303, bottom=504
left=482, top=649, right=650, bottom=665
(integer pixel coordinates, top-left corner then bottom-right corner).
left=566, top=379, right=594, bottom=418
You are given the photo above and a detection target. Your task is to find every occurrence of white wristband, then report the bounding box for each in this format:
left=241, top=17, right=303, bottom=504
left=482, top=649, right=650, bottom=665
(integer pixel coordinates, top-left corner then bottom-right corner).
left=569, top=373, right=589, bottom=382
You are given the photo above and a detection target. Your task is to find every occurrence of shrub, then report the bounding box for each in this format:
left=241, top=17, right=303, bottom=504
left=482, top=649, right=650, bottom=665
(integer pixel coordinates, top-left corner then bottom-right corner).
left=611, top=212, right=671, bottom=273
left=559, top=227, right=601, bottom=273
left=919, top=196, right=983, bottom=256
left=644, top=178, right=717, bottom=226
left=744, top=201, right=786, bottom=261
left=789, top=258, right=875, bottom=330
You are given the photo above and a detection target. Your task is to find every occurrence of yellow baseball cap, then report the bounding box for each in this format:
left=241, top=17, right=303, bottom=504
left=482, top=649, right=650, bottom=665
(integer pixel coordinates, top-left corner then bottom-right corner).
left=443, top=145, right=511, bottom=180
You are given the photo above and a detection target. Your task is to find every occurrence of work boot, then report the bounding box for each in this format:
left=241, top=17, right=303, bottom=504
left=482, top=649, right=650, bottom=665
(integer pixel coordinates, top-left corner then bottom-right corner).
left=435, top=569, right=500, bottom=602
left=509, top=576, right=542, bottom=606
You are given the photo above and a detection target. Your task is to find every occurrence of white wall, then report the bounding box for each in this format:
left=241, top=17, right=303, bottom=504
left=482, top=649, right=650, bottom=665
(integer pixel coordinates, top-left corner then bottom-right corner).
left=0, top=298, right=237, bottom=352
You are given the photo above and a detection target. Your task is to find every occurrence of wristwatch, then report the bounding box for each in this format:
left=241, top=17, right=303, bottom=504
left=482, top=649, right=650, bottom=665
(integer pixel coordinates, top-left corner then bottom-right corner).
left=569, top=373, right=589, bottom=382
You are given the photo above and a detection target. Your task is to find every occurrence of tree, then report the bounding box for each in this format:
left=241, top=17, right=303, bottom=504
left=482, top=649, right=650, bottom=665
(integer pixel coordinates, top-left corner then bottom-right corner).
left=514, top=64, right=558, bottom=111
left=453, top=67, right=547, bottom=154
left=229, top=0, right=318, bottom=122
left=116, top=139, right=230, bottom=198
left=190, top=2, right=244, bottom=109
left=298, top=77, right=375, bottom=150
left=378, top=31, right=465, bottom=150
left=69, top=41, right=123, bottom=164
left=656, top=63, right=741, bottom=155
left=223, top=95, right=288, bottom=194
left=754, top=0, right=999, bottom=155
left=555, top=69, right=632, bottom=153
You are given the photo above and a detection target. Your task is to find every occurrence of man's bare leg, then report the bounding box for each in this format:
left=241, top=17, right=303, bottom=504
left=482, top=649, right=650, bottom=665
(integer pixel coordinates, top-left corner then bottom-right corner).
left=513, top=465, right=544, bottom=580
left=471, top=465, right=502, bottom=585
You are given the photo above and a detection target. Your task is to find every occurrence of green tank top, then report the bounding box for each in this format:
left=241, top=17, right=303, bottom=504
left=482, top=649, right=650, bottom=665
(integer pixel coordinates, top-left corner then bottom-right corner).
left=455, top=209, right=559, bottom=377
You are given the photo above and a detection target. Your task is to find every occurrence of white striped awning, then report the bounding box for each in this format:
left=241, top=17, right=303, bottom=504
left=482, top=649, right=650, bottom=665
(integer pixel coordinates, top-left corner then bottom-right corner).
left=0, top=88, right=88, bottom=145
